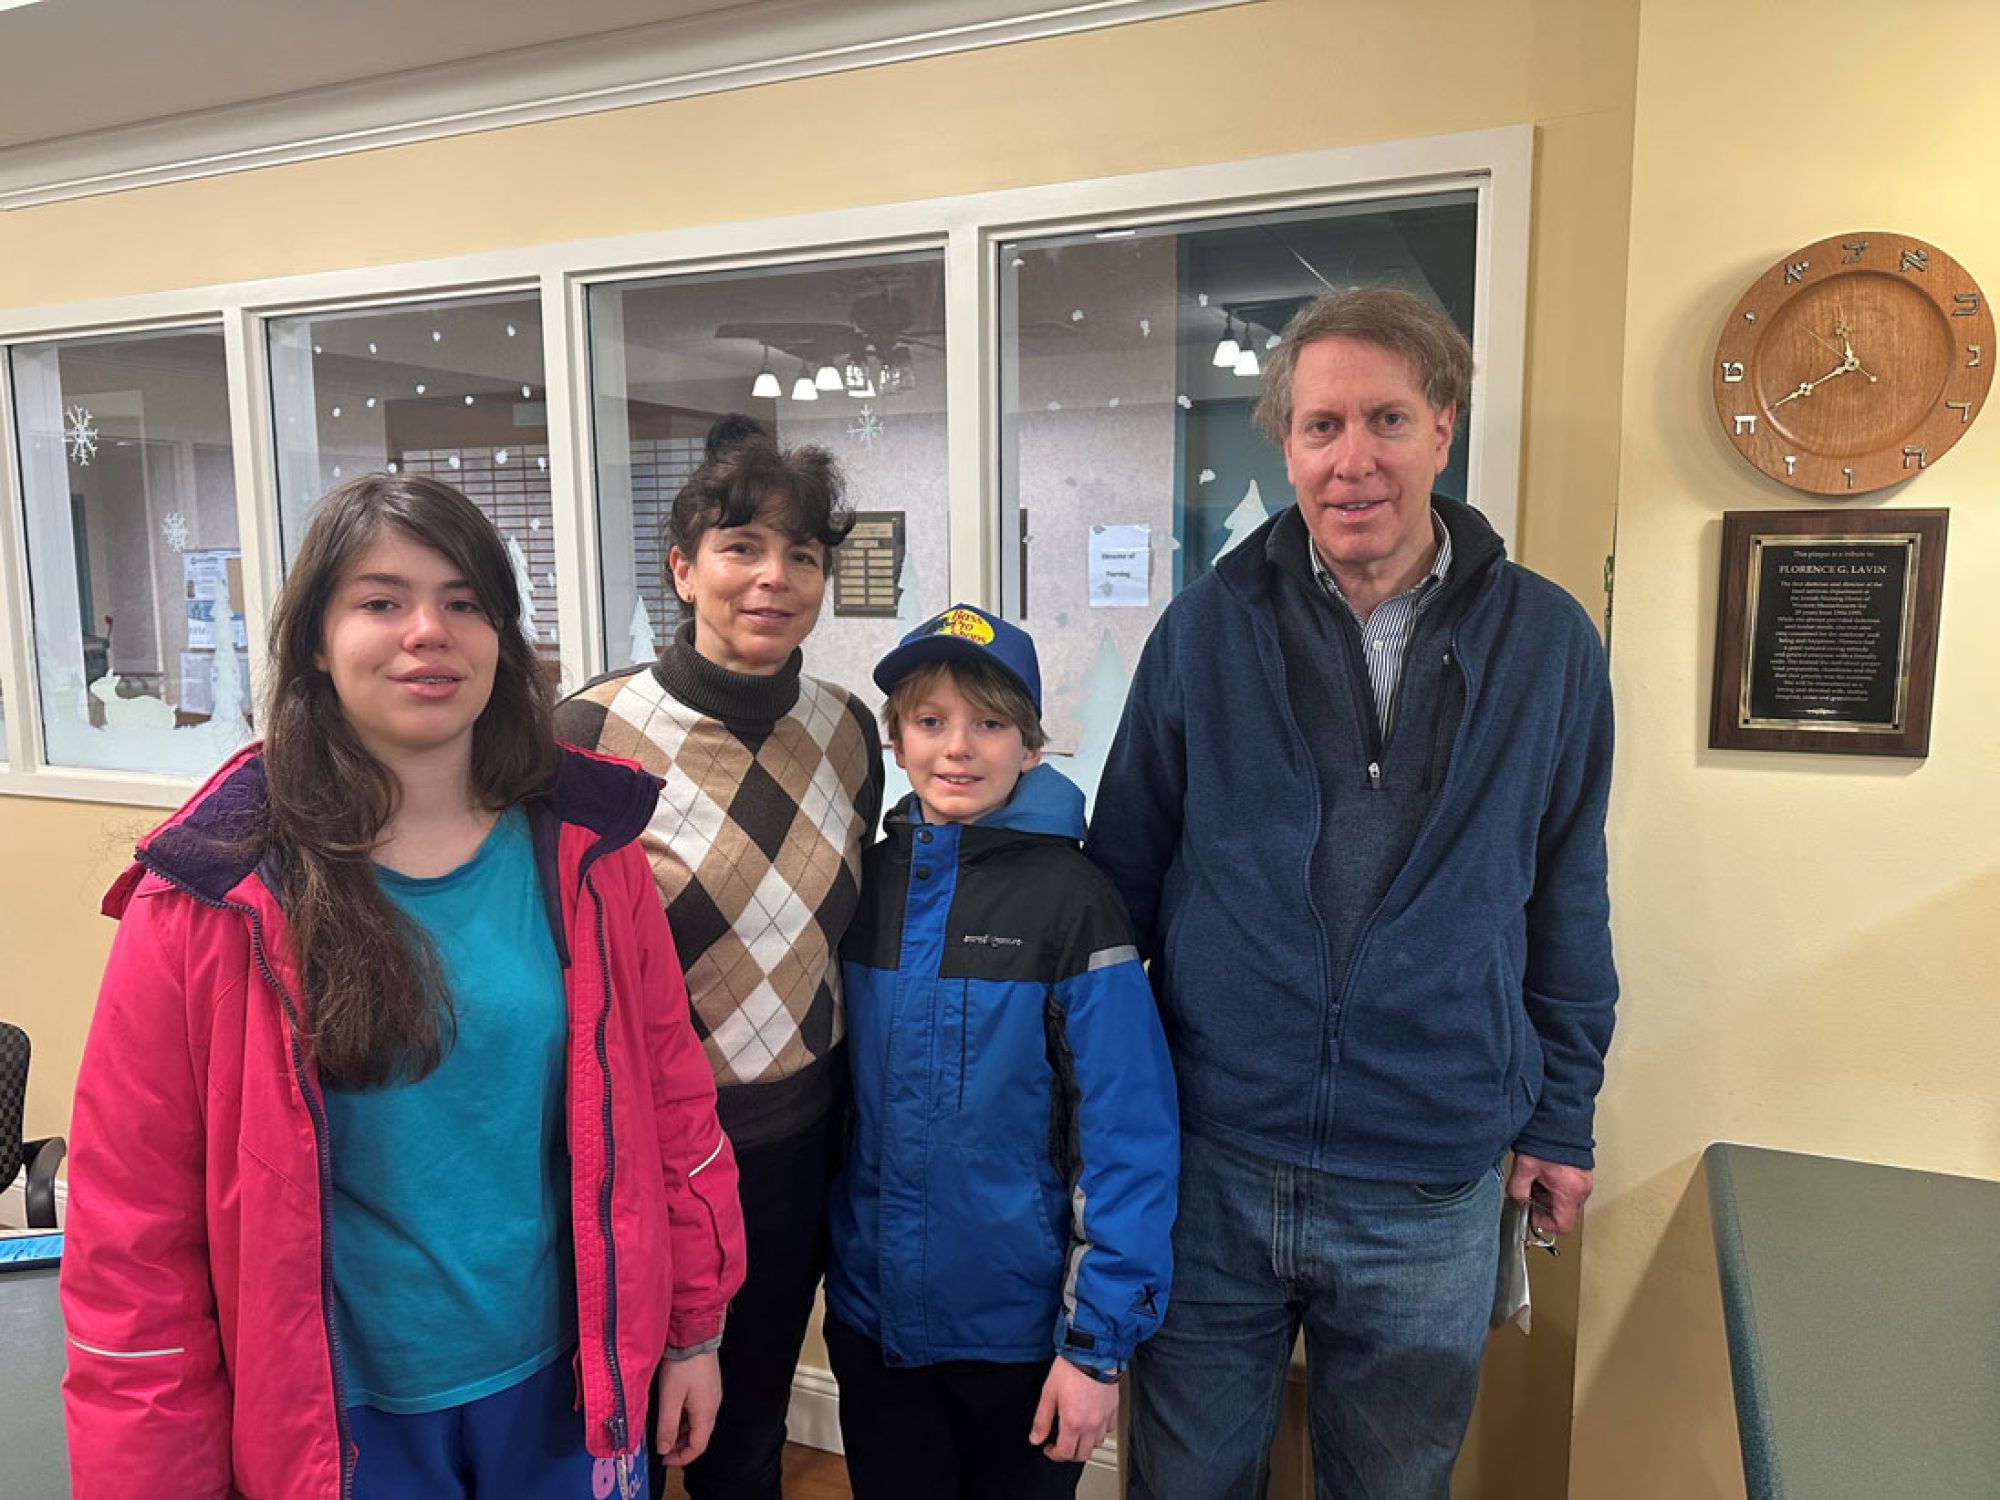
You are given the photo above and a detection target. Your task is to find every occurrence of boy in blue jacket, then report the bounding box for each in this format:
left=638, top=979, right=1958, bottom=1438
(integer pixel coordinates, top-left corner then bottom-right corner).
left=825, top=603, right=1178, bottom=1500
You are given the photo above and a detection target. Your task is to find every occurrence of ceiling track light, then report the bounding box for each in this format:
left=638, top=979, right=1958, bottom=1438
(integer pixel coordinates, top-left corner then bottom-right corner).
left=843, top=354, right=876, bottom=399
left=1234, top=325, right=1261, bottom=377
left=751, top=346, right=781, bottom=400
left=1212, top=314, right=1242, bottom=369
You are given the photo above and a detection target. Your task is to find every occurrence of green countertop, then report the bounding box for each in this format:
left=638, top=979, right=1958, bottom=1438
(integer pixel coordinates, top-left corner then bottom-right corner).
left=0, top=1261, right=70, bottom=1497
left=1704, top=1142, right=2000, bottom=1500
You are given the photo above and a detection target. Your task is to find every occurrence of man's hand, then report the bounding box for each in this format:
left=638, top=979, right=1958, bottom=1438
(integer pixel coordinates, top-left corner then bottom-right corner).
left=1506, top=1153, right=1594, bottom=1238
left=654, top=1351, right=722, bottom=1467
left=1028, top=1357, right=1120, bottom=1464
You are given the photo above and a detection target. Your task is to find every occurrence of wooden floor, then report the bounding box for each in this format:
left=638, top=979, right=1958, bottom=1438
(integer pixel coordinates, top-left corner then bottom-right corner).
left=662, top=1443, right=850, bottom=1500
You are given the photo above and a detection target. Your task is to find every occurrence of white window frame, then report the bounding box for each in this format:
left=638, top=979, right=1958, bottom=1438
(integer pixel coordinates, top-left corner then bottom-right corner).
left=0, top=124, right=1530, bottom=807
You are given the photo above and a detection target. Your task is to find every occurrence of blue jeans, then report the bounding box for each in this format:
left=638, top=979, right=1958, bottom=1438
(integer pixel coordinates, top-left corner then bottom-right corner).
left=1128, top=1133, right=1502, bottom=1500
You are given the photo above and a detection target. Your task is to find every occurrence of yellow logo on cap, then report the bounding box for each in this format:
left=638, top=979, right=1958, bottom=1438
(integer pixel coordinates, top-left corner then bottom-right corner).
left=932, top=608, right=995, bottom=646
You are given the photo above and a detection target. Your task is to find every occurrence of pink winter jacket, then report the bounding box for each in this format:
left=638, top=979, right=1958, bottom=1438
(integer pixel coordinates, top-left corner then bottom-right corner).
left=59, top=743, right=748, bottom=1498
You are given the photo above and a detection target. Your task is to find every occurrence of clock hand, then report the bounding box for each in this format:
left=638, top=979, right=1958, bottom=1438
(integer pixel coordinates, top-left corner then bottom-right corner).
left=1803, top=325, right=1880, bottom=382
left=1771, top=361, right=1852, bottom=407
left=1831, top=318, right=1880, bottom=383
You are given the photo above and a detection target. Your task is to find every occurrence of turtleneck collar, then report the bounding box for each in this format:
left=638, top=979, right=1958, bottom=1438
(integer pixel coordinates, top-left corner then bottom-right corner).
left=651, top=620, right=803, bottom=726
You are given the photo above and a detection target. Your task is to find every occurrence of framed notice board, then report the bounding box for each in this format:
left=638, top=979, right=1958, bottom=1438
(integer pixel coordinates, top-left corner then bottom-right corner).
left=1709, top=508, right=1947, bottom=757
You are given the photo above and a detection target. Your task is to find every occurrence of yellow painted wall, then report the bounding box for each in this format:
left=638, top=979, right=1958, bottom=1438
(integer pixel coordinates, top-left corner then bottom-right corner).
left=1572, top=3, right=2000, bottom=1495
left=0, top=4, right=1640, bottom=1494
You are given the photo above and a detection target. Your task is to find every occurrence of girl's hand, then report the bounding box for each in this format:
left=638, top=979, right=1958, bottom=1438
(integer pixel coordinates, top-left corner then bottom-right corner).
left=654, top=1351, right=722, bottom=1466
left=1028, top=1357, right=1120, bottom=1463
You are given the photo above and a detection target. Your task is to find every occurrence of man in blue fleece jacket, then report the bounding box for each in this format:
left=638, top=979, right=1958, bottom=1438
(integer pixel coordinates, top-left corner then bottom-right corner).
left=1086, top=287, right=1617, bottom=1500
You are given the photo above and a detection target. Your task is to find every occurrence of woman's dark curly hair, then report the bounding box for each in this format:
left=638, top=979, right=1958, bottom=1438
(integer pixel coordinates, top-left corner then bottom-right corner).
left=669, top=414, right=854, bottom=570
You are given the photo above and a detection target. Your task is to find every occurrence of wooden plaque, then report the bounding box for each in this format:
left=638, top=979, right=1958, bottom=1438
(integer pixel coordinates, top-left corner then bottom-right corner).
left=832, top=510, right=906, bottom=618
left=1710, top=509, right=1947, bottom=757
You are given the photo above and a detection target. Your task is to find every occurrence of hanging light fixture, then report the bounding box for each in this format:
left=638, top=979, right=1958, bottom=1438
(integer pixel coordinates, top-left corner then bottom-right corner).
left=751, top=345, right=781, bottom=400
left=791, top=361, right=819, bottom=402
left=878, top=345, right=916, bottom=396
left=1233, top=324, right=1261, bottom=378
left=814, top=361, right=844, bottom=392
left=843, top=351, right=877, bottom=399
left=1211, top=315, right=1241, bottom=369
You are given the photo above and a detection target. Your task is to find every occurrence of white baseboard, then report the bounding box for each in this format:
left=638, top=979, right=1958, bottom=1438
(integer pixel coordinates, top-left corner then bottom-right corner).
left=789, top=1363, right=1120, bottom=1498
left=0, top=1170, right=66, bottom=1229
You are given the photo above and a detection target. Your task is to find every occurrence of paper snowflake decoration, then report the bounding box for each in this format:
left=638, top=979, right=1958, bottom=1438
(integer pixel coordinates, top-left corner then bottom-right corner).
left=64, top=404, right=98, bottom=466
left=161, top=512, right=190, bottom=552
left=847, top=404, right=884, bottom=448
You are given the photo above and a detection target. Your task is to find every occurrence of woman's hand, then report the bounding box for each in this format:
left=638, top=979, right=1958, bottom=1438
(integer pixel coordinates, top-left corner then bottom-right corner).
left=654, top=1351, right=722, bottom=1466
left=1028, top=1356, right=1120, bottom=1463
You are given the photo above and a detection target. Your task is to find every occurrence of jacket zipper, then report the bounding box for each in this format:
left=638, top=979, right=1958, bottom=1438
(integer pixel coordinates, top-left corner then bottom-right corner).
left=1325, top=629, right=1475, bottom=1059
left=1422, top=649, right=1458, bottom=792
left=138, top=858, right=356, bottom=1499
left=584, top=869, right=633, bottom=1472
left=1333, top=610, right=1387, bottom=793
left=1250, top=625, right=1337, bottom=1145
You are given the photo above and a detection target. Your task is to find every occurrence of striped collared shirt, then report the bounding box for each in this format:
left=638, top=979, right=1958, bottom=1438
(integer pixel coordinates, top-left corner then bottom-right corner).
left=1307, top=511, right=1453, bottom=739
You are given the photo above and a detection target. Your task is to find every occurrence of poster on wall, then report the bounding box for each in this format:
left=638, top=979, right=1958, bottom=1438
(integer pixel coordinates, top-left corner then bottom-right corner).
left=1088, top=523, right=1151, bottom=608
left=1709, top=509, right=1947, bottom=757
left=184, top=548, right=247, bottom=650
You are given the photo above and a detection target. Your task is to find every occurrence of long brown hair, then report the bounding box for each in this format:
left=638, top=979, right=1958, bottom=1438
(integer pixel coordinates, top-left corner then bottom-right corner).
left=262, top=472, right=556, bottom=1088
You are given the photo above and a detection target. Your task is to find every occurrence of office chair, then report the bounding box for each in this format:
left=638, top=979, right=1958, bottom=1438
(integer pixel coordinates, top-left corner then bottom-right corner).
left=0, top=1022, right=64, bottom=1229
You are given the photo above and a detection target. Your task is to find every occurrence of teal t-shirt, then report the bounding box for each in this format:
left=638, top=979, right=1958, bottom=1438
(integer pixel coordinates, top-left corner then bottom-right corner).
left=325, top=807, right=576, bottom=1414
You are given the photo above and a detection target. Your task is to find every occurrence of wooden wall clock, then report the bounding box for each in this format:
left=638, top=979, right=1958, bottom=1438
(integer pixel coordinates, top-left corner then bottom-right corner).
left=1712, top=231, right=1993, bottom=495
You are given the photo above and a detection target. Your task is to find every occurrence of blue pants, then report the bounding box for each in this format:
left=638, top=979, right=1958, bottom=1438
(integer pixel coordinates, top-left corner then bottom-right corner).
left=1127, top=1132, right=1502, bottom=1500
left=349, top=1353, right=650, bottom=1499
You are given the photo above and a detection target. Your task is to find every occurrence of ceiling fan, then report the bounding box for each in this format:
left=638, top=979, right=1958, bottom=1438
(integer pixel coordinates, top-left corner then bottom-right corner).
left=715, top=274, right=1076, bottom=398
left=715, top=279, right=946, bottom=397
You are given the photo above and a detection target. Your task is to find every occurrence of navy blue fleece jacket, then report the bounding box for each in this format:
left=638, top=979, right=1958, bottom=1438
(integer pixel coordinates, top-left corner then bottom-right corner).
left=1085, top=497, right=1617, bottom=1181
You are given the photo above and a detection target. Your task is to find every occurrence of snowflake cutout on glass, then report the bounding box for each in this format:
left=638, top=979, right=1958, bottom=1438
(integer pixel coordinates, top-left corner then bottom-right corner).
left=847, top=404, right=885, bottom=448
left=64, top=404, right=99, bottom=466
left=161, top=512, right=190, bottom=552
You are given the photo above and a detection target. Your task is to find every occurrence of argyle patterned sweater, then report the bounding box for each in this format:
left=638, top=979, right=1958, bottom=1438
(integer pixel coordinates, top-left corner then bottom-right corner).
left=555, top=625, right=884, bottom=1149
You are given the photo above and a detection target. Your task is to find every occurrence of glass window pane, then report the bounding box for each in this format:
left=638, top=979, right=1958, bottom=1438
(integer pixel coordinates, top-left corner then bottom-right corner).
left=587, top=251, right=947, bottom=710
left=268, top=292, right=556, bottom=664
left=998, top=193, right=1479, bottom=807
left=9, top=327, right=248, bottom=776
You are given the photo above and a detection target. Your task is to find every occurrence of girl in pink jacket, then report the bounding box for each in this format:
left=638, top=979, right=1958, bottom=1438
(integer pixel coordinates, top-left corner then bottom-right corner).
left=60, top=473, right=747, bottom=1499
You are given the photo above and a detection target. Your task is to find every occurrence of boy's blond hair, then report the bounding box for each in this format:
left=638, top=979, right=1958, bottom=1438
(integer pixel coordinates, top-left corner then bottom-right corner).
left=882, top=658, right=1048, bottom=753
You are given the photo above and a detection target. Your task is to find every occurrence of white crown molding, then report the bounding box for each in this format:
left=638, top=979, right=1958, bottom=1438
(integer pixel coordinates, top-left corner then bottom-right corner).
left=0, top=0, right=1257, bottom=212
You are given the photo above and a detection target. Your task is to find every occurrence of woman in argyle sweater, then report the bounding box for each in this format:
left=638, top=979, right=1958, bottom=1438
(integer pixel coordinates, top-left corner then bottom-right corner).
left=555, top=416, right=883, bottom=1500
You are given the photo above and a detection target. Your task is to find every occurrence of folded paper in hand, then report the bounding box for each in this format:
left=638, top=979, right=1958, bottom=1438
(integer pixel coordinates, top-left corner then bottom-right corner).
left=1491, top=1196, right=1532, bottom=1334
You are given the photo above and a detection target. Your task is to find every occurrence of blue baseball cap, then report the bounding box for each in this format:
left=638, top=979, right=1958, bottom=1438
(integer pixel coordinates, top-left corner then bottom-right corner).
left=873, top=603, right=1042, bottom=713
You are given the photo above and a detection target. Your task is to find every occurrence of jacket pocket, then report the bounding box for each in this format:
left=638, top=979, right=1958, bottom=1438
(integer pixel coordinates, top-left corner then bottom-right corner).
left=920, top=1145, right=1063, bottom=1352
left=1422, top=652, right=1465, bottom=792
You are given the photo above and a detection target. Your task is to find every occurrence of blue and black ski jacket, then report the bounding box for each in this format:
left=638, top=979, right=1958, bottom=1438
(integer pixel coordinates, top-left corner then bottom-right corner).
left=826, top=764, right=1178, bottom=1374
